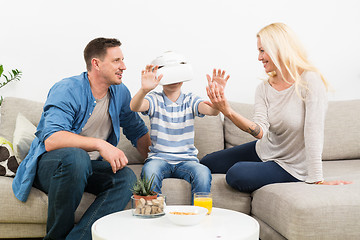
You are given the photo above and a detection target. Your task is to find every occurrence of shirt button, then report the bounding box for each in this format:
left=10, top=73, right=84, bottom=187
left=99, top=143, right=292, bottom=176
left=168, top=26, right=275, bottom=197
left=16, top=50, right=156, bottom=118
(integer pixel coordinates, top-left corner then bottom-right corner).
left=94, top=101, right=96, bottom=103
left=89, top=113, right=92, bottom=116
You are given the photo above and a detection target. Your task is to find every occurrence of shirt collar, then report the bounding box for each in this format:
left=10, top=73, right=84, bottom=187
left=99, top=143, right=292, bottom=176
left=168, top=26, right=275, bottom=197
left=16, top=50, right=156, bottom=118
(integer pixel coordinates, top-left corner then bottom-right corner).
left=162, top=91, right=185, bottom=106
left=86, top=72, right=115, bottom=100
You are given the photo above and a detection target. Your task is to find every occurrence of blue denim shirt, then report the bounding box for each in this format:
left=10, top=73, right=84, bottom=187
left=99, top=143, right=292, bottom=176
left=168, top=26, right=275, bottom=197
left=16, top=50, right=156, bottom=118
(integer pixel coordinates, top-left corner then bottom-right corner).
left=12, top=72, right=148, bottom=202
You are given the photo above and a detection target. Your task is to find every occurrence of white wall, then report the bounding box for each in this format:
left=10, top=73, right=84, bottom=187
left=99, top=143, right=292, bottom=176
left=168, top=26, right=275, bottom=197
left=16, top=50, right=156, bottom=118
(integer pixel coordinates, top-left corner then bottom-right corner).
left=1, top=0, right=359, bottom=104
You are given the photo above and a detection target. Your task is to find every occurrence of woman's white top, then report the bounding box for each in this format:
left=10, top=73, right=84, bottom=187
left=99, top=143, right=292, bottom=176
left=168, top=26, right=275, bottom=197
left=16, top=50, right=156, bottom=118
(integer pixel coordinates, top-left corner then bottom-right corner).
left=254, top=71, right=328, bottom=183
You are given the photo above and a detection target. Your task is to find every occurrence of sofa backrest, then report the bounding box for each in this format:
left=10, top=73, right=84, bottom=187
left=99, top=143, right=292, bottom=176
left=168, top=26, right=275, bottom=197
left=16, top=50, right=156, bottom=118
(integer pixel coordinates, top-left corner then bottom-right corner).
left=0, top=97, right=224, bottom=165
left=224, top=102, right=257, bottom=149
left=225, top=100, right=360, bottom=161
left=322, top=100, right=360, bottom=160
left=0, top=97, right=43, bottom=142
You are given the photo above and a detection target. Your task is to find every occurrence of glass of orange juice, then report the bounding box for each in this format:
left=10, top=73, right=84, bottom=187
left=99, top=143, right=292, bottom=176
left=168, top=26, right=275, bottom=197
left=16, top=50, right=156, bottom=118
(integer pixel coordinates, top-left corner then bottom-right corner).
left=193, top=192, right=212, bottom=215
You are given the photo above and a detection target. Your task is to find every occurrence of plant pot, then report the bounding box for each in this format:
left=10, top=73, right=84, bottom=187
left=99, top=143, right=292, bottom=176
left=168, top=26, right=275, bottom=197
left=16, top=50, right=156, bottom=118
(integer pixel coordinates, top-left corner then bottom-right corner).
left=131, top=193, right=166, bottom=217
left=132, top=193, right=158, bottom=206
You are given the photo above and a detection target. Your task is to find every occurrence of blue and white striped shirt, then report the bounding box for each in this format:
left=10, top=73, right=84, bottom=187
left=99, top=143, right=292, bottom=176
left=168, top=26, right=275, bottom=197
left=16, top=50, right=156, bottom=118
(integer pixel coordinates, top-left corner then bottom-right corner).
left=143, top=91, right=204, bottom=163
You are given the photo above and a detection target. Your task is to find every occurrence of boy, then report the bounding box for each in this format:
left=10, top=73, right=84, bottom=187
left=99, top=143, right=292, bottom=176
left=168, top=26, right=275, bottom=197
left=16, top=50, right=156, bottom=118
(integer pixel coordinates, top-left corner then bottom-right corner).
left=130, top=51, right=229, bottom=201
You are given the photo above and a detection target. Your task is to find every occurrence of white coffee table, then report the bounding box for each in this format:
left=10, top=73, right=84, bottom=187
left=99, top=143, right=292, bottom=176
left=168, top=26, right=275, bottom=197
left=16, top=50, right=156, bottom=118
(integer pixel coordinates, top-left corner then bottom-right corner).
left=92, top=207, right=259, bottom=240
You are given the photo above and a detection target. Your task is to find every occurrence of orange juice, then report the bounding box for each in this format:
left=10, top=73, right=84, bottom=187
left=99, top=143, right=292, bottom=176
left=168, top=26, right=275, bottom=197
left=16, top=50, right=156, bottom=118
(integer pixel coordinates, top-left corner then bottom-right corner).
left=194, top=197, right=213, bottom=215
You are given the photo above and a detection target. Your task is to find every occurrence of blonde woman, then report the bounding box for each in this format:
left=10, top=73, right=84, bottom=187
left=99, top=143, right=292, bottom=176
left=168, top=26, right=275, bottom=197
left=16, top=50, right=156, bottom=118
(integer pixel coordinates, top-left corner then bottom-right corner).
left=201, top=23, right=351, bottom=192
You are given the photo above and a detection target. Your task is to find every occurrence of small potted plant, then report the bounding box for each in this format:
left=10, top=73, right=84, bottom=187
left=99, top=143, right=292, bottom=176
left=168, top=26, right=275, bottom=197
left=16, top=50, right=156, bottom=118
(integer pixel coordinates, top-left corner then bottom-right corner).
left=130, top=174, right=165, bottom=216
left=131, top=173, right=158, bottom=201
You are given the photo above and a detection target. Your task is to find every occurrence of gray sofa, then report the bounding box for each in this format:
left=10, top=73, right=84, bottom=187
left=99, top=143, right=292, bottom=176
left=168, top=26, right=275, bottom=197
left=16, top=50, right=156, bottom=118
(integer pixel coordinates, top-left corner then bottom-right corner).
left=0, top=97, right=359, bottom=239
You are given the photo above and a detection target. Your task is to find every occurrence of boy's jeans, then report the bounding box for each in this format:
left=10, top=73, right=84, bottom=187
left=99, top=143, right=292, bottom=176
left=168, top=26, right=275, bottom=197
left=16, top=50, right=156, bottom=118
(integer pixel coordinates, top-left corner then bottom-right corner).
left=141, top=159, right=212, bottom=203
left=33, top=147, right=136, bottom=240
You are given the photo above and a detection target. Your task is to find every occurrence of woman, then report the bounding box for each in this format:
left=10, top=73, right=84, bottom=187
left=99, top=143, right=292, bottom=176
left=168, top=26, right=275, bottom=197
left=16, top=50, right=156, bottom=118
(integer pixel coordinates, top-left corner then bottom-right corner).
left=202, top=23, right=351, bottom=193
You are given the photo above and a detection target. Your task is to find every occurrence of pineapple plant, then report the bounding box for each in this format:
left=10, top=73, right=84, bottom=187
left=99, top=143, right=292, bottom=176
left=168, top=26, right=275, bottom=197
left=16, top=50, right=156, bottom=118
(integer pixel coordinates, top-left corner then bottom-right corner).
left=130, top=174, right=166, bottom=216
left=131, top=173, right=157, bottom=197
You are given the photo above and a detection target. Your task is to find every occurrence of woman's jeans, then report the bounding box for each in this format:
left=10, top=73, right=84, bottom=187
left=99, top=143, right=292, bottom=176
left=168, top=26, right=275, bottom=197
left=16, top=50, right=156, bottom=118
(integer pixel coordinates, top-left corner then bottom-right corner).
left=141, top=159, right=212, bottom=202
left=33, top=147, right=136, bottom=240
left=201, top=141, right=300, bottom=193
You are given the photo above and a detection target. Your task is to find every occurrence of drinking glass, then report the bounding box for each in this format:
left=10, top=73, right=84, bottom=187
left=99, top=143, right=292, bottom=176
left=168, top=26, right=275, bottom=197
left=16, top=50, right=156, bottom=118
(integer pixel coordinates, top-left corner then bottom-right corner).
left=194, top=192, right=213, bottom=215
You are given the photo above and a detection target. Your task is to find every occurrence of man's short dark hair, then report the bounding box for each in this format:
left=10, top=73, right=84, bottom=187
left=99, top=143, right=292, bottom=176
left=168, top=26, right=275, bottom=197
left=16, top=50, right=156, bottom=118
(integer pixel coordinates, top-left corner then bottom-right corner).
left=84, top=38, right=122, bottom=71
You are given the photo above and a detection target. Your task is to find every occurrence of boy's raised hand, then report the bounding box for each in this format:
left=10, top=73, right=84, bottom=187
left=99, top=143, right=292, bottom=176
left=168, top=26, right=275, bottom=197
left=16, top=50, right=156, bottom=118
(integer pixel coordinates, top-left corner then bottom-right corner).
left=141, top=64, right=163, bottom=92
left=206, top=68, right=230, bottom=89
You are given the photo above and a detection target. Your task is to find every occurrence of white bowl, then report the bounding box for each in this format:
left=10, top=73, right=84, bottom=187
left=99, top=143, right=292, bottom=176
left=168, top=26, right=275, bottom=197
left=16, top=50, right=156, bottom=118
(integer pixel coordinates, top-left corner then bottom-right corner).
left=165, top=205, right=208, bottom=226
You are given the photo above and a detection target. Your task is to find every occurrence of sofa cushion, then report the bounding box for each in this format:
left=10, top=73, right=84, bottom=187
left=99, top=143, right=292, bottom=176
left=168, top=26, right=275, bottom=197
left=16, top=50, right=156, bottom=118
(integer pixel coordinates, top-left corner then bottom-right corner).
left=0, top=97, right=43, bottom=143
left=224, top=101, right=257, bottom=149
left=322, top=100, right=360, bottom=160
left=194, top=115, right=224, bottom=160
left=13, top=113, right=37, bottom=163
left=225, top=100, right=360, bottom=161
left=0, top=223, right=46, bottom=239
left=0, top=137, right=18, bottom=176
left=0, top=176, right=96, bottom=225
left=0, top=176, right=48, bottom=224
left=251, top=159, right=360, bottom=239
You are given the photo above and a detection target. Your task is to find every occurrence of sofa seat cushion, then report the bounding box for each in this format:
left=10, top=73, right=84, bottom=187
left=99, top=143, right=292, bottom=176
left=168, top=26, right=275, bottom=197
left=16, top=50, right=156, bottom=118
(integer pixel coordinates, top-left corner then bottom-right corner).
left=0, top=176, right=96, bottom=224
left=251, top=160, right=360, bottom=239
left=0, top=176, right=48, bottom=224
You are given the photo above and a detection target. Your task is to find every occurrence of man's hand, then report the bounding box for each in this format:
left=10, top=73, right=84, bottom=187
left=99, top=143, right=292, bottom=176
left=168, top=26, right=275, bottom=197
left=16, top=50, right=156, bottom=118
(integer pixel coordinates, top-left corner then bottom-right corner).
left=98, top=140, right=128, bottom=173
left=45, top=131, right=129, bottom=173
left=141, top=64, right=163, bottom=92
left=206, top=68, right=230, bottom=89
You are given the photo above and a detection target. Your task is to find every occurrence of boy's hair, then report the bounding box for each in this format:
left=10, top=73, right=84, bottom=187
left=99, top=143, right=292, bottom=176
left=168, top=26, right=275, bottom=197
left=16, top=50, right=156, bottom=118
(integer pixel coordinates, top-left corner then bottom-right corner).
left=84, top=38, right=122, bottom=71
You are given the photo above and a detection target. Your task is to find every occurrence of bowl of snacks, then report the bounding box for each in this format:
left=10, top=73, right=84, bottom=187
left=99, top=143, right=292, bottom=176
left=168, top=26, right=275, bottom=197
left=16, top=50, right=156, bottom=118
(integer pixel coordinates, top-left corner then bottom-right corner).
left=165, top=205, right=208, bottom=226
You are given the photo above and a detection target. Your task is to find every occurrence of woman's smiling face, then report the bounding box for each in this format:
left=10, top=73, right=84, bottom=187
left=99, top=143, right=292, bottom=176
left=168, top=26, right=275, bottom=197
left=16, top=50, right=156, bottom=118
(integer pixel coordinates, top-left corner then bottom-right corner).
left=257, top=37, right=276, bottom=73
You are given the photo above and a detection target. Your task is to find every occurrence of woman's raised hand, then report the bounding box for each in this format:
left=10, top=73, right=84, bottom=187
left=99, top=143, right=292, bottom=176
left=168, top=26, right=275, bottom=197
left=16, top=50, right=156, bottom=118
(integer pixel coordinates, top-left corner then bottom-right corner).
left=205, top=81, right=231, bottom=115
left=206, top=68, right=230, bottom=89
left=141, top=64, right=163, bottom=92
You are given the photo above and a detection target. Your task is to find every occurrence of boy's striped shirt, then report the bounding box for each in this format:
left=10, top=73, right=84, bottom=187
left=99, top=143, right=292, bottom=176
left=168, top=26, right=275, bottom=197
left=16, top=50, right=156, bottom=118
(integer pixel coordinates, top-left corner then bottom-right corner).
left=143, top=91, right=204, bottom=163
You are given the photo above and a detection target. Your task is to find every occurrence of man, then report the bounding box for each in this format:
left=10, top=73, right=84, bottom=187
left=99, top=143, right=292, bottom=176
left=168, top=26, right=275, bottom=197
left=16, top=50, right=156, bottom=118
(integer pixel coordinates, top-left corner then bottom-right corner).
left=12, top=38, right=151, bottom=239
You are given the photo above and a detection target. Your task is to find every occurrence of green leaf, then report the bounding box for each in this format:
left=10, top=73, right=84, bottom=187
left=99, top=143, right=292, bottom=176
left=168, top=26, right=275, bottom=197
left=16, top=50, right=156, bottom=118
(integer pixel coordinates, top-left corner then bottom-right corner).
left=0, top=66, right=22, bottom=89
left=130, top=173, right=157, bottom=196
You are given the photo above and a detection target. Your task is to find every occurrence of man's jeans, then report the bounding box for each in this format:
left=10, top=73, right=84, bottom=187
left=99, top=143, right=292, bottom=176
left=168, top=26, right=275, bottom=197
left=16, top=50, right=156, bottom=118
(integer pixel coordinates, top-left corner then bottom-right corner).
left=141, top=159, right=212, bottom=202
left=33, top=147, right=136, bottom=240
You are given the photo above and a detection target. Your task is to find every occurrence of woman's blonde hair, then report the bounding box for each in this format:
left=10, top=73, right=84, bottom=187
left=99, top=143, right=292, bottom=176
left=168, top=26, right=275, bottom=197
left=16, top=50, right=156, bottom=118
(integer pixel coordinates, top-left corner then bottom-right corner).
left=257, top=23, right=328, bottom=96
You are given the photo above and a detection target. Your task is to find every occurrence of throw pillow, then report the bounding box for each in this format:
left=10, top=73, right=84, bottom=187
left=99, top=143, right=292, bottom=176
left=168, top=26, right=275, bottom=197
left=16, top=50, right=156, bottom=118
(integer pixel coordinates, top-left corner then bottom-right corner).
left=12, top=112, right=37, bottom=163
left=0, top=137, right=19, bottom=177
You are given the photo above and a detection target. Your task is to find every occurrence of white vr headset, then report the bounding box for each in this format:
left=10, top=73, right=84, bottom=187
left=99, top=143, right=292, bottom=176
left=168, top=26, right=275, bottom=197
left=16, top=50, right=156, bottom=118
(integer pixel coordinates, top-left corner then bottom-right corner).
left=151, top=51, right=193, bottom=85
